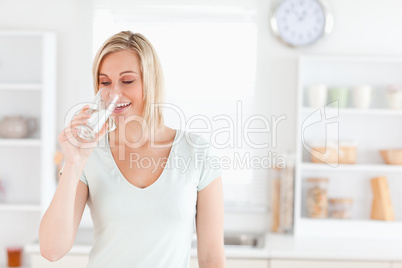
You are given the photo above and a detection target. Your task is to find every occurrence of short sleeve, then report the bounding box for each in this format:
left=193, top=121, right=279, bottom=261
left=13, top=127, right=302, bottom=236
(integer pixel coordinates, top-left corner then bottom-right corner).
left=59, top=163, right=88, bottom=186
left=197, top=146, right=224, bottom=192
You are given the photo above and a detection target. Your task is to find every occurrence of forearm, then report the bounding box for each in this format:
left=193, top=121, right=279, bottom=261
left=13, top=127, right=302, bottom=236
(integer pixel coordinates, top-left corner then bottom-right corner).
left=198, top=258, right=226, bottom=268
left=39, top=161, right=85, bottom=261
left=198, top=247, right=226, bottom=268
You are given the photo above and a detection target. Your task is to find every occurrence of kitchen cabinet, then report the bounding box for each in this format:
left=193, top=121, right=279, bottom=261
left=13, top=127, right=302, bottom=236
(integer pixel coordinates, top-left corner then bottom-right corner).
left=30, top=254, right=402, bottom=268
left=270, top=259, right=390, bottom=268
left=190, top=258, right=269, bottom=268
left=32, top=256, right=270, bottom=268
left=31, top=254, right=88, bottom=268
left=0, top=31, right=56, bottom=267
left=295, top=55, right=402, bottom=239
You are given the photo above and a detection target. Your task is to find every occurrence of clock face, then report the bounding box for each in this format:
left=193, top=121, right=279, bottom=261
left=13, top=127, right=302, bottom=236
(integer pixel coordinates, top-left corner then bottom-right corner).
left=272, top=0, right=328, bottom=47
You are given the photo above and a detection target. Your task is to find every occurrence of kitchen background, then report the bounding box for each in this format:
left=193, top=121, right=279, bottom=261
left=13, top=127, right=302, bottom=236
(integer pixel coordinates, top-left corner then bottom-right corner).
left=1, top=0, right=402, bottom=267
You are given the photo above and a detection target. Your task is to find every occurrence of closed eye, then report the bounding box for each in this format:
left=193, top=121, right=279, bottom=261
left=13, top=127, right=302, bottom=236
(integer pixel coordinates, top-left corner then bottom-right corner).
left=100, top=82, right=111, bottom=86
left=123, top=81, right=134, bottom=84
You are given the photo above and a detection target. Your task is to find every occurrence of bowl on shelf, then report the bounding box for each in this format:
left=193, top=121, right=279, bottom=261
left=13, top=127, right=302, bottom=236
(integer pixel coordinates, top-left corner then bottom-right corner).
left=380, top=149, right=402, bottom=165
left=309, top=141, right=357, bottom=164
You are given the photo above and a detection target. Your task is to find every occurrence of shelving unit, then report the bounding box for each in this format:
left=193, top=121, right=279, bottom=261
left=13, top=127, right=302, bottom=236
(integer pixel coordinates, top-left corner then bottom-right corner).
left=0, top=31, right=57, bottom=267
left=301, top=163, right=402, bottom=173
left=302, top=107, right=402, bottom=116
left=0, top=83, right=42, bottom=91
left=0, top=204, right=41, bottom=212
left=0, top=139, right=42, bottom=147
left=294, top=55, right=402, bottom=239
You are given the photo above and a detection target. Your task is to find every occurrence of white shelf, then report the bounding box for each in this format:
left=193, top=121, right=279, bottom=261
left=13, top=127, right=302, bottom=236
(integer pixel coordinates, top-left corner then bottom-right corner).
left=0, top=139, right=41, bottom=146
left=299, top=55, right=402, bottom=63
left=0, top=83, right=41, bottom=91
left=0, top=266, right=29, bottom=268
left=302, top=107, right=402, bottom=116
left=297, top=218, right=402, bottom=239
left=301, top=162, right=402, bottom=172
left=224, top=205, right=268, bottom=213
left=0, top=204, right=41, bottom=212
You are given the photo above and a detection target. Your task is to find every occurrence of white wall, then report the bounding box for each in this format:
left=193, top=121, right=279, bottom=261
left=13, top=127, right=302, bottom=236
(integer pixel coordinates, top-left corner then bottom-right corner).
left=0, top=0, right=94, bottom=134
left=1, top=0, right=402, bottom=161
left=1, top=0, right=402, bottom=237
left=257, top=0, right=402, bottom=154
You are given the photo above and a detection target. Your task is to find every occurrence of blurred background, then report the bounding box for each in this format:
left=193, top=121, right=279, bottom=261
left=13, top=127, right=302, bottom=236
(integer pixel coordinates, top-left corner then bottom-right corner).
left=1, top=0, right=402, bottom=267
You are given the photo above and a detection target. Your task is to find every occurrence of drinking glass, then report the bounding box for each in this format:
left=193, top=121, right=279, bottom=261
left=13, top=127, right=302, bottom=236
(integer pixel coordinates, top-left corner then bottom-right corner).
left=7, top=246, right=22, bottom=267
left=75, top=88, right=120, bottom=141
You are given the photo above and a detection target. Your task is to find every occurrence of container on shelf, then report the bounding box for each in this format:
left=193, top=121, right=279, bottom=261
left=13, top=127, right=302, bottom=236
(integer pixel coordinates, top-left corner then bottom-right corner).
left=352, top=85, right=372, bottom=109
left=386, top=85, right=402, bottom=109
left=306, top=178, right=329, bottom=218
left=307, top=84, right=327, bottom=108
left=329, top=198, right=353, bottom=219
left=309, top=141, right=357, bottom=164
left=0, top=115, right=37, bottom=139
left=380, top=149, right=402, bottom=165
left=329, top=87, right=349, bottom=108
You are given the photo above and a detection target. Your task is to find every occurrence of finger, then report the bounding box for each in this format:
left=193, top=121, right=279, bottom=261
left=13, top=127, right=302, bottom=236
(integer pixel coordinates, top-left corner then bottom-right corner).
left=72, top=105, right=91, bottom=119
left=72, top=110, right=91, bottom=120
left=75, top=113, right=92, bottom=120
left=70, top=115, right=91, bottom=125
left=69, top=119, right=89, bottom=128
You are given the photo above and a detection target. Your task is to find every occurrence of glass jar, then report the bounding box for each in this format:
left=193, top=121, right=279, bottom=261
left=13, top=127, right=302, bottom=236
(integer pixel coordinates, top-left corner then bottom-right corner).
left=306, top=178, right=329, bottom=218
left=329, top=198, right=353, bottom=219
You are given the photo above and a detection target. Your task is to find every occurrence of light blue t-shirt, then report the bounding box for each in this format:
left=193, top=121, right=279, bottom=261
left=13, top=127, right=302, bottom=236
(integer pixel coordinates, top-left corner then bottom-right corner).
left=67, top=127, right=224, bottom=268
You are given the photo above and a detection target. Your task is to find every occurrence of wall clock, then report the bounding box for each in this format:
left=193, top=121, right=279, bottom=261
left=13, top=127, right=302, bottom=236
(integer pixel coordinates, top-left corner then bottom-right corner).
left=270, top=0, right=334, bottom=47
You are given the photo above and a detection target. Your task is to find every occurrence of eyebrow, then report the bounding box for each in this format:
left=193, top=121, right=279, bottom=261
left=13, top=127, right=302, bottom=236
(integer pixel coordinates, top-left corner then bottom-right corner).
left=99, top=71, right=138, bottom=77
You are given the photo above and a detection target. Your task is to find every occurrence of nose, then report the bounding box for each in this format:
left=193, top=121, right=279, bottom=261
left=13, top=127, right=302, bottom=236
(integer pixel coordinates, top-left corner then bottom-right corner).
left=111, top=87, right=123, bottom=98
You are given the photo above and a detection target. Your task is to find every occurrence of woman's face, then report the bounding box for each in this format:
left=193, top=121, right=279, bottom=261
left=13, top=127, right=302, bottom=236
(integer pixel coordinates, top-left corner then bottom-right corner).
left=98, top=49, right=144, bottom=118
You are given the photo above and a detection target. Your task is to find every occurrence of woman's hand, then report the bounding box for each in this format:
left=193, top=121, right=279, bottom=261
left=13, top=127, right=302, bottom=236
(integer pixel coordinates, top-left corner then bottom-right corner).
left=58, top=105, right=108, bottom=164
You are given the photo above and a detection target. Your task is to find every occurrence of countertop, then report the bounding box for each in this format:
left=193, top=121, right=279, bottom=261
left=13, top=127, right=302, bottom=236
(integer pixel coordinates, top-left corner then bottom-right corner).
left=25, top=229, right=402, bottom=261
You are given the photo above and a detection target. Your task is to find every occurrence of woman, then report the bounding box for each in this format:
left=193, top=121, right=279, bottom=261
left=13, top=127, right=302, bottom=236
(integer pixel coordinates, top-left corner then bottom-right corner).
left=39, top=31, right=225, bottom=268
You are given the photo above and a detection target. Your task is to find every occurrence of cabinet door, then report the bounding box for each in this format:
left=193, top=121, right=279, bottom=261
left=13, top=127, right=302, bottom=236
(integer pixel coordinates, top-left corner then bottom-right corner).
left=190, top=258, right=269, bottom=268
left=31, top=254, right=88, bottom=268
left=391, top=263, right=402, bottom=268
left=270, top=259, right=390, bottom=268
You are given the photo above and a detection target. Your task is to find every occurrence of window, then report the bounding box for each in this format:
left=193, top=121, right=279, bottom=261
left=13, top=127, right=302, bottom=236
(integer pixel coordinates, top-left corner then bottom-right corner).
left=93, top=6, right=262, bottom=192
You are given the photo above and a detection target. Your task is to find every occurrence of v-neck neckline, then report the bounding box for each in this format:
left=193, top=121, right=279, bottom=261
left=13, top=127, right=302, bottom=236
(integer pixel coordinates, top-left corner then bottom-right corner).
left=106, top=129, right=179, bottom=191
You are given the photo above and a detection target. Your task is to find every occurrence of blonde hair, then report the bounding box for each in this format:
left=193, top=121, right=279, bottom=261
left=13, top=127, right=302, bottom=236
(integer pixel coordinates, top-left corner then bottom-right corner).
left=92, top=31, right=165, bottom=130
